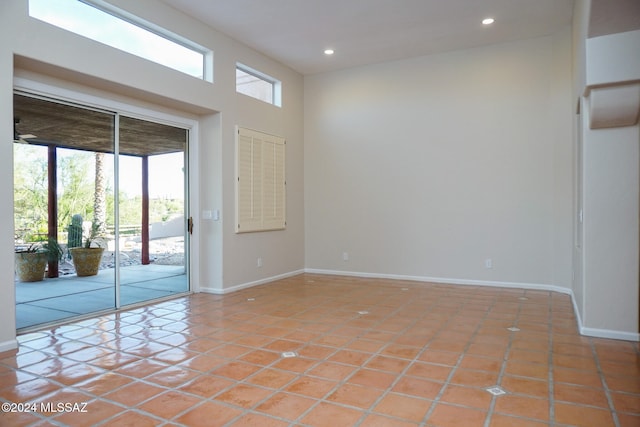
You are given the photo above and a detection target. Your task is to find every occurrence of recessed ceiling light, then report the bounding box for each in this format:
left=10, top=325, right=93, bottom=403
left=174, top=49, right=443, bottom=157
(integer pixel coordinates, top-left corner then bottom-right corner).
left=324, top=49, right=334, bottom=55
left=482, top=18, right=495, bottom=25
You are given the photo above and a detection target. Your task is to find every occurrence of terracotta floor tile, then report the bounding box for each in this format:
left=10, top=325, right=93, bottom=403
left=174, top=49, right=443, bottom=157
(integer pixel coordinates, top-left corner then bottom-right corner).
left=99, top=410, right=161, bottom=427
left=207, top=344, right=251, bottom=359
left=459, top=354, right=502, bottom=372
left=302, top=401, right=367, bottom=426
left=182, top=337, right=221, bottom=352
left=272, top=356, right=317, bottom=373
left=216, top=384, right=273, bottom=408
left=554, top=367, right=603, bottom=388
left=90, top=352, right=142, bottom=370
left=439, top=384, right=493, bottom=410
left=113, top=359, right=168, bottom=378
left=347, top=368, right=397, bottom=389
left=144, top=365, right=200, bottom=387
left=417, top=350, right=460, bottom=366
left=493, top=395, right=550, bottom=422
left=178, top=374, right=234, bottom=398
left=449, top=368, right=499, bottom=388
left=227, top=412, right=289, bottom=427
left=307, top=362, right=357, bottom=381
left=392, top=376, right=444, bottom=400
left=382, top=344, right=422, bottom=359
left=489, top=413, right=549, bottom=427
left=255, top=392, right=316, bottom=420
left=246, top=368, right=297, bottom=389
left=239, top=349, right=281, bottom=366
left=504, top=360, right=549, bottom=380
left=606, top=375, right=640, bottom=394
left=427, top=403, right=487, bottom=427
left=328, top=349, right=372, bottom=366
left=297, top=344, right=336, bottom=359
left=365, top=355, right=410, bottom=373
left=360, top=413, right=421, bottom=427
left=346, top=339, right=386, bottom=353
left=103, top=381, right=165, bottom=406
left=618, top=412, right=640, bottom=427
left=554, top=402, right=616, bottom=427
left=326, top=383, right=384, bottom=409
left=554, top=382, right=609, bottom=408
left=138, top=390, right=204, bottom=419
left=373, top=392, right=431, bottom=422
left=500, top=375, right=550, bottom=399
left=179, top=353, right=227, bottom=372
left=611, top=391, right=640, bottom=415
left=74, top=372, right=134, bottom=396
left=601, top=360, right=640, bottom=377
left=53, top=399, right=125, bottom=427
left=0, top=409, right=41, bottom=427
left=284, top=376, right=337, bottom=398
left=508, top=348, right=549, bottom=365
left=405, top=362, right=452, bottom=382
left=45, top=362, right=106, bottom=386
left=175, top=400, right=243, bottom=427
left=428, top=339, right=467, bottom=353
left=553, top=354, right=598, bottom=371
left=210, top=361, right=262, bottom=380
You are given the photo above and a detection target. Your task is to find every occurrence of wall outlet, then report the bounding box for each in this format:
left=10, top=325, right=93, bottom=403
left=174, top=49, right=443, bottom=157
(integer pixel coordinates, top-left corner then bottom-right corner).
left=485, top=258, right=492, bottom=269
left=342, top=252, right=349, bottom=261
left=257, top=257, right=263, bottom=268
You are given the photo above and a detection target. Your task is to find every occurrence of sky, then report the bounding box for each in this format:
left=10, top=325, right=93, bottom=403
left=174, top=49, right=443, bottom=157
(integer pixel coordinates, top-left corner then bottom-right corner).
left=29, top=0, right=203, bottom=78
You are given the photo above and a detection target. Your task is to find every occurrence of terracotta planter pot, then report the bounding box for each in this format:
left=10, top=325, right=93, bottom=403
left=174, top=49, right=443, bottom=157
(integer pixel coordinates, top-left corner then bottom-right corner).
left=70, top=247, right=105, bottom=277
left=15, top=252, right=48, bottom=282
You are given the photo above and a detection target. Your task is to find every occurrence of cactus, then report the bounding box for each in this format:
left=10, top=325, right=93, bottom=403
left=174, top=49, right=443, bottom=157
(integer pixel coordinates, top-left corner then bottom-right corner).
left=68, top=214, right=83, bottom=249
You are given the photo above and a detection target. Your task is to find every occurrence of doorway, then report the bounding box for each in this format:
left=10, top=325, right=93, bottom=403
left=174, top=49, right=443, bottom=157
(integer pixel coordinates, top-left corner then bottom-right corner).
left=13, top=92, right=191, bottom=331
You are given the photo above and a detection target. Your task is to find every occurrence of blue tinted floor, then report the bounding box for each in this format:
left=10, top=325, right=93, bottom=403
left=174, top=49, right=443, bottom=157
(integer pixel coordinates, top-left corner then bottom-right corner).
left=16, top=264, right=188, bottom=330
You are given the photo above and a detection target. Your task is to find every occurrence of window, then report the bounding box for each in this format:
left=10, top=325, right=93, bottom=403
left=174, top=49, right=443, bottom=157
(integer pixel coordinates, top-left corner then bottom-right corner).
left=29, top=0, right=211, bottom=80
left=236, top=127, right=285, bottom=233
left=236, top=64, right=281, bottom=106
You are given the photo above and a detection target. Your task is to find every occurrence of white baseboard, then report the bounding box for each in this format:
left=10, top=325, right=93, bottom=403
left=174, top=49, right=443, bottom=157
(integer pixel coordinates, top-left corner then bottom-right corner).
left=304, top=268, right=572, bottom=295
left=200, top=269, right=305, bottom=295
left=580, top=327, right=640, bottom=342
left=0, top=339, right=18, bottom=353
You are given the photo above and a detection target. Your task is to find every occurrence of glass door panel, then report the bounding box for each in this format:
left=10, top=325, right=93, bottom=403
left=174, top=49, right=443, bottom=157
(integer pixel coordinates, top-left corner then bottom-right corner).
left=117, top=116, right=189, bottom=307
left=14, top=94, right=116, bottom=330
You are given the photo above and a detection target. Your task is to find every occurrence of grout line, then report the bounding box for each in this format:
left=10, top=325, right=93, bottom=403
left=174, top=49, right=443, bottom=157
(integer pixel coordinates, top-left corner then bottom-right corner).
left=590, top=338, right=621, bottom=427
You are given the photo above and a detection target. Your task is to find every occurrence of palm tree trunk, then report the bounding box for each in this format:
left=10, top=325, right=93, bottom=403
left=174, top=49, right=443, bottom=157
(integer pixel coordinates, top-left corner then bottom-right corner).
left=94, top=152, right=107, bottom=235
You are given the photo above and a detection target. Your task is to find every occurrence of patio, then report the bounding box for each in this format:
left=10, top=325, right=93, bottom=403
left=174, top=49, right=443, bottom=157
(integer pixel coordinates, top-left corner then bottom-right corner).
left=16, top=264, right=188, bottom=331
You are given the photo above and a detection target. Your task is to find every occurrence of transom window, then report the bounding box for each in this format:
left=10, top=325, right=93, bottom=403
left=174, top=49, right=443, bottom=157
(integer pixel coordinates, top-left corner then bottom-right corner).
left=29, top=0, right=211, bottom=81
left=236, top=64, right=281, bottom=107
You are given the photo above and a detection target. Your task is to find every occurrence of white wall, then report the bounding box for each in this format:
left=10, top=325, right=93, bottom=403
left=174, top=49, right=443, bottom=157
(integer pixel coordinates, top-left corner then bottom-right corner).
left=304, top=32, right=574, bottom=290
left=0, top=0, right=304, bottom=350
left=581, top=111, right=639, bottom=337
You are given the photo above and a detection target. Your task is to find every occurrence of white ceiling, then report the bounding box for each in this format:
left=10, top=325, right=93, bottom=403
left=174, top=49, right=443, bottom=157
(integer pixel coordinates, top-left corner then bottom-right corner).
left=161, top=0, right=575, bottom=75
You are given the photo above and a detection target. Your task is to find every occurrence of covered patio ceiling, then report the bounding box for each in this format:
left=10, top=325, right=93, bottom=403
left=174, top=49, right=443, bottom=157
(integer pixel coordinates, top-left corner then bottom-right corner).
left=13, top=93, right=186, bottom=157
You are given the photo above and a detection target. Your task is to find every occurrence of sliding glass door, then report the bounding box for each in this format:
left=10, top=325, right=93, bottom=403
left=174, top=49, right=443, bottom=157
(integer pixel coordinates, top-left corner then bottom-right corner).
left=14, top=93, right=190, bottom=331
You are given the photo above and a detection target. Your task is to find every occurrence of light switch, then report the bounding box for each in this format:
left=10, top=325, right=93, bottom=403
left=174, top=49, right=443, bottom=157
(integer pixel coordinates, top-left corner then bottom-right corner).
left=212, top=210, right=220, bottom=221
left=202, top=210, right=212, bottom=220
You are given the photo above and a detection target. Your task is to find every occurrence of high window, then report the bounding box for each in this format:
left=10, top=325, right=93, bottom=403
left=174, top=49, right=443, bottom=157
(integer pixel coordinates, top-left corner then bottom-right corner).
left=236, top=64, right=281, bottom=106
left=29, top=0, right=211, bottom=80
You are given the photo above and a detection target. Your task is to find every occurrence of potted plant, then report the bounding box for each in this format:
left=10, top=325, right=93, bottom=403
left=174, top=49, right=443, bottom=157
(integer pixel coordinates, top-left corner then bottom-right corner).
left=69, top=224, right=108, bottom=277
left=15, top=238, right=64, bottom=282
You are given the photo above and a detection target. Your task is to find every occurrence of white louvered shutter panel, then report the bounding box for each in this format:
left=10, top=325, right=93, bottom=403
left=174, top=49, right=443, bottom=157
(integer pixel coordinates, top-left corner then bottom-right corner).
left=236, top=127, right=286, bottom=233
left=262, top=137, right=286, bottom=230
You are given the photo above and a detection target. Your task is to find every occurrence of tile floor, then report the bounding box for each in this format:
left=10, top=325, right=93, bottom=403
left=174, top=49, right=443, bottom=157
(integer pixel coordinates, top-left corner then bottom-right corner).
left=1, top=274, right=638, bottom=427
